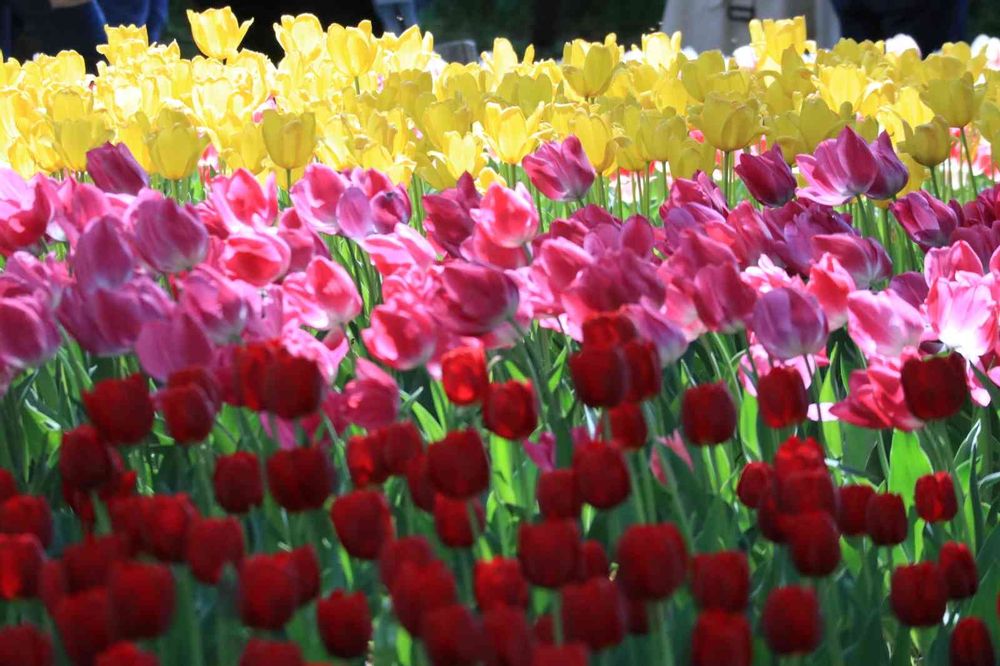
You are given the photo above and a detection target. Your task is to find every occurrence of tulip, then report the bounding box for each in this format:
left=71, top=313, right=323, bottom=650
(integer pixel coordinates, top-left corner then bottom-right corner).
left=266, top=447, right=335, bottom=513
left=0, top=470, right=14, bottom=503
left=517, top=520, right=581, bottom=588
left=441, top=346, right=489, bottom=406
left=432, top=263, right=520, bottom=337
left=213, top=452, right=263, bottom=514
left=681, top=382, right=736, bottom=446
left=484, top=381, right=538, bottom=440
left=0, top=534, right=43, bottom=600
left=95, top=642, right=159, bottom=666
left=59, top=425, right=114, bottom=492
left=317, top=590, right=371, bottom=659
left=187, top=7, right=252, bottom=59
left=899, top=116, right=952, bottom=167
left=950, top=617, right=995, bottom=666
left=572, top=441, right=631, bottom=510
left=123, top=494, right=197, bottom=562
left=690, top=551, right=749, bottom=612
left=890, top=190, right=958, bottom=251
left=692, top=262, right=757, bottom=334
left=238, top=639, right=303, bottom=666
left=735, top=146, right=796, bottom=207
left=304, top=256, right=362, bottom=326
left=0, top=495, right=53, bottom=548
left=623, top=339, right=662, bottom=402
left=531, top=643, right=590, bottom=666
left=423, top=604, right=487, bottom=666
left=813, top=234, right=892, bottom=290
left=522, top=136, right=596, bottom=202
left=762, top=586, right=822, bottom=655
left=797, top=126, right=878, bottom=205
left=866, top=131, right=909, bottom=200
left=86, top=143, right=148, bottom=195
left=692, top=93, right=762, bottom=152
left=473, top=183, right=539, bottom=249
left=83, top=374, right=154, bottom=446
left=891, top=562, right=948, bottom=627
left=615, top=523, right=687, bottom=600
left=915, top=471, right=958, bottom=523
left=378, top=536, right=434, bottom=591
left=921, top=74, right=979, bottom=128
left=146, top=113, right=209, bottom=181
left=331, top=490, right=394, bottom=560
left=846, top=289, right=924, bottom=358
left=389, top=560, right=457, bottom=636
left=54, top=589, right=114, bottom=666
left=837, top=484, right=876, bottom=536
left=939, top=541, right=978, bottom=600
left=736, top=462, right=774, bottom=509
left=185, top=517, right=244, bottom=585
left=691, top=611, right=752, bottom=666
left=757, top=366, right=810, bottom=428
left=0, top=624, right=53, bottom=666
left=561, top=577, right=627, bottom=651
left=157, top=383, right=215, bottom=445
left=474, top=558, right=529, bottom=611
left=777, top=468, right=837, bottom=516
left=536, top=469, right=582, bottom=520
left=346, top=433, right=389, bottom=487
left=261, top=110, right=317, bottom=173
left=362, top=297, right=437, bottom=371
left=807, top=253, right=856, bottom=330
left=328, top=21, right=378, bottom=78
left=108, top=562, right=175, bottom=640
left=238, top=555, right=299, bottom=630
left=901, top=353, right=969, bottom=422
left=483, top=606, right=534, bottom=666
left=866, top=492, right=908, bottom=546
left=574, top=539, right=609, bottom=582
left=280, top=546, right=320, bottom=606
left=787, top=511, right=842, bottom=577
left=751, top=287, right=828, bottom=361
left=608, top=403, right=648, bottom=450
left=562, top=38, right=619, bottom=99
left=261, top=349, right=325, bottom=420
left=427, top=429, right=490, bottom=500
left=433, top=496, right=484, bottom=549
left=405, top=453, right=436, bottom=512
left=568, top=346, right=629, bottom=407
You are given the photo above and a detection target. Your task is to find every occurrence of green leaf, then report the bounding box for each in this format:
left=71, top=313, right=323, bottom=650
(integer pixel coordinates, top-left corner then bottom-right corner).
left=738, top=391, right=760, bottom=459
left=410, top=401, right=444, bottom=441
left=888, top=430, right=933, bottom=511
left=820, top=365, right=843, bottom=459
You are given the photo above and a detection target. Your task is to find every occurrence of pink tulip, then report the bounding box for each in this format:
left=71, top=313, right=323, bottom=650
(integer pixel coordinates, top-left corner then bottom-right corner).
left=359, top=223, right=437, bottom=276
left=538, top=238, right=594, bottom=292
left=220, top=231, right=291, bottom=286
left=797, top=126, right=878, bottom=206
left=85, top=143, right=148, bottom=195
left=564, top=249, right=663, bottom=317
left=830, top=356, right=922, bottom=431
left=306, top=256, right=362, bottom=327
left=846, top=289, right=925, bottom=358
left=135, top=311, right=215, bottom=381
left=73, top=215, right=134, bottom=293
left=649, top=432, right=695, bottom=485
left=370, top=188, right=412, bottom=233
left=691, top=263, right=757, bottom=334
left=343, top=358, right=399, bottom=430
left=131, top=191, right=209, bottom=273
left=926, top=277, right=997, bottom=361
left=431, top=263, right=520, bottom=336
left=811, top=234, right=892, bottom=289
left=667, top=171, right=729, bottom=215
left=461, top=227, right=529, bottom=270
left=866, top=132, right=908, bottom=200
left=57, top=277, right=171, bottom=355
left=890, top=191, right=958, bottom=251
left=290, top=164, right=349, bottom=235
left=281, top=326, right=349, bottom=382
left=337, top=186, right=375, bottom=239
left=888, top=272, right=930, bottom=309
left=0, top=170, right=53, bottom=256
left=3, top=251, right=69, bottom=308
left=522, top=135, right=596, bottom=202
left=422, top=173, right=480, bottom=257
left=473, top=183, right=539, bottom=248
left=179, top=266, right=249, bottom=343
left=806, top=253, right=856, bottom=330
left=924, top=240, right=983, bottom=284
left=734, top=146, right=796, bottom=207
left=209, top=169, right=279, bottom=232
left=622, top=303, right=689, bottom=365
left=621, top=215, right=655, bottom=258
left=751, top=287, right=828, bottom=360
left=362, top=297, right=438, bottom=370
left=277, top=208, right=330, bottom=273
left=0, top=295, right=60, bottom=369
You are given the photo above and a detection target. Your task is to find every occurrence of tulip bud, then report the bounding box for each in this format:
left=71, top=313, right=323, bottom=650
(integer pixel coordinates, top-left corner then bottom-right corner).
left=0, top=624, right=53, bottom=666
left=787, top=511, right=842, bottom=577
left=899, top=116, right=952, bottom=168
left=483, top=381, right=538, bottom=440
left=483, top=606, right=534, bottom=666
left=691, top=611, right=752, bottom=666
left=0, top=534, right=44, bottom=601
left=213, top=452, right=263, bottom=514
left=83, top=374, right=154, bottom=447
left=389, top=560, right=457, bottom=637
left=901, top=353, right=969, bottom=421
left=59, top=425, right=114, bottom=492
left=517, top=520, right=581, bottom=589
left=86, top=142, right=149, bottom=195
left=915, top=472, right=958, bottom=523
left=266, top=447, right=335, bottom=513
left=572, top=440, right=631, bottom=510
left=866, top=492, right=908, bottom=546
left=757, top=366, right=810, bottom=429
left=522, top=136, right=596, bottom=202
left=54, top=589, right=115, bottom=666
left=536, top=469, right=582, bottom=520
left=441, top=346, right=489, bottom=406
left=474, top=558, right=529, bottom=611
left=378, top=536, right=434, bottom=590
left=427, top=430, right=490, bottom=500
left=690, top=551, right=749, bottom=612
left=751, top=288, right=828, bottom=361
left=939, top=541, right=978, bottom=600
left=950, top=617, right=995, bottom=666
left=186, top=7, right=253, bottom=60
left=736, top=462, right=774, bottom=509
left=238, top=555, right=299, bottom=630
left=735, top=146, right=796, bottom=207
left=866, top=131, right=909, bottom=200
left=891, top=562, right=947, bottom=627
left=185, top=517, right=244, bottom=585
left=423, top=604, right=487, bottom=666
left=569, top=346, right=630, bottom=407
left=317, top=590, right=372, bottom=659
left=682, top=382, right=736, bottom=446
left=433, top=496, right=484, bottom=549
left=609, top=403, right=648, bottom=450
left=762, top=586, right=822, bottom=655
left=615, top=523, right=687, bottom=600
left=837, top=484, right=875, bottom=536
left=561, top=577, right=627, bottom=651
left=0, top=495, right=52, bottom=548
left=157, top=383, right=216, bottom=445
left=108, top=562, right=175, bottom=640
left=346, top=433, right=390, bottom=488
left=331, top=490, right=394, bottom=560
left=261, top=110, right=317, bottom=172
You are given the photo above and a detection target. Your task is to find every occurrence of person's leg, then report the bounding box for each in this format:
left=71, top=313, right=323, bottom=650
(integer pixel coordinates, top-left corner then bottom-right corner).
left=878, top=0, right=951, bottom=55
left=0, top=1, right=11, bottom=57
left=831, top=0, right=883, bottom=44
left=9, top=0, right=106, bottom=67
left=145, top=0, right=169, bottom=41
left=373, top=3, right=404, bottom=34
left=98, top=0, right=149, bottom=27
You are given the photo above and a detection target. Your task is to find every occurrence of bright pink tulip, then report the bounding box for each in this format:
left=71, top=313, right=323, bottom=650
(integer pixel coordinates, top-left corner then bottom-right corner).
left=0, top=295, right=60, bottom=369
left=179, top=267, right=248, bottom=343
left=691, top=263, right=757, bottom=334
left=830, top=356, right=922, bottom=431
left=522, top=136, right=596, bottom=202
left=220, top=232, right=291, bottom=286
left=360, top=224, right=437, bottom=276
left=135, top=312, right=214, bottom=381
left=924, top=241, right=983, bottom=284
left=431, top=263, right=520, bottom=336
left=797, top=126, right=878, bottom=206
left=86, top=143, right=148, bottom=195
left=926, top=277, right=997, bottom=361
left=890, top=191, right=958, bottom=251
left=422, top=173, right=479, bottom=257
left=473, top=183, right=539, bottom=248
left=752, top=287, right=828, bottom=360
left=73, top=215, right=134, bottom=294
left=305, top=257, right=362, bottom=327
left=539, top=238, right=594, bottom=292
left=362, top=297, right=437, bottom=370
left=371, top=187, right=412, bottom=233
left=461, top=227, right=529, bottom=270
left=0, top=170, right=53, bottom=256
left=735, top=146, right=796, bottom=207
left=53, top=179, right=115, bottom=245
left=290, top=164, right=348, bottom=234
left=336, top=187, right=374, bottom=239
left=58, top=277, right=171, bottom=355
left=131, top=191, right=208, bottom=273
left=343, top=358, right=399, bottom=429
left=847, top=289, right=925, bottom=358
left=807, top=253, right=856, bottom=330
left=208, top=169, right=279, bottom=232
left=866, top=132, right=908, bottom=200
left=811, top=234, right=892, bottom=289
left=277, top=208, right=330, bottom=273
left=564, top=249, right=663, bottom=319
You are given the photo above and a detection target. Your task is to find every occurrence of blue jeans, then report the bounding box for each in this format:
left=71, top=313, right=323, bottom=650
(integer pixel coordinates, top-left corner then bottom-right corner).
left=6, top=0, right=107, bottom=66
left=99, top=0, right=169, bottom=41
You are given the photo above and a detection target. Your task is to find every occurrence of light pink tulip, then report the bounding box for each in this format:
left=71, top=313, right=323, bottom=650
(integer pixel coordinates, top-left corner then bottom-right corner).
left=473, top=182, right=539, bottom=248
left=179, top=266, right=249, bottom=343
left=209, top=169, right=279, bottom=232
left=306, top=256, right=362, bottom=326
left=751, top=287, right=828, bottom=360
left=846, top=289, right=925, bottom=358
left=290, top=163, right=349, bottom=234
left=336, top=186, right=374, bottom=239
left=359, top=223, right=437, bottom=276
left=131, top=191, right=209, bottom=273
left=522, top=135, right=596, bottom=202
left=924, top=240, right=983, bottom=284
left=830, top=356, right=922, bottom=431
left=926, top=277, right=997, bottom=361
left=343, top=358, right=400, bottom=429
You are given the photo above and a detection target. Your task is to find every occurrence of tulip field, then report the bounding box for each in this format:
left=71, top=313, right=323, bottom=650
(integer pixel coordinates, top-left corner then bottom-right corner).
left=3, top=9, right=1000, bottom=665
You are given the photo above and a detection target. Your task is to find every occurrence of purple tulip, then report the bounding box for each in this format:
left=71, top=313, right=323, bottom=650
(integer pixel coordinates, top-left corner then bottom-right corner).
left=796, top=127, right=878, bottom=206
left=523, top=135, right=596, bottom=202
left=866, top=132, right=909, bottom=200
left=85, top=142, right=149, bottom=196
left=735, top=146, right=796, bottom=207
left=751, top=287, right=828, bottom=360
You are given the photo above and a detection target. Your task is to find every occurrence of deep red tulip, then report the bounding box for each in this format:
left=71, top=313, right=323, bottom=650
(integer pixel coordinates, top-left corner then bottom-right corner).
left=441, top=346, right=489, bottom=406
left=483, top=606, right=534, bottom=666
left=317, top=590, right=372, bottom=659
left=279, top=545, right=320, bottom=606
left=108, top=561, right=175, bottom=640
left=59, top=425, right=114, bottom=492
left=530, top=643, right=589, bottom=666
left=0, top=624, right=54, bottom=666
left=778, top=469, right=838, bottom=517
left=774, top=435, right=826, bottom=477
left=691, top=611, right=752, bottom=666
left=54, top=588, right=115, bottom=666
left=185, top=517, right=244, bottom=584
left=609, top=403, right=648, bottom=450
left=389, top=560, right=457, bottom=636
left=517, top=520, right=581, bottom=588
left=0, top=495, right=53, bottom=548
left=736, top=462, right=774, bottom=509
left=331, top=490, right=394, bottom=560
left=423, top=603, right=486, bottom=666
left=682, top=382, right=736, bottom=445
left=347, top=432, right=391, bottom=488
left=568, top=346, right=629, bottom=407
left=213, top=452, right=263, bottom=514
left=484, top=381, right=538, bottom=440
left=262, top=349, right=324, bottom=419
left=690, top=551, right=749, bottom=612
left=561, top=577, right=626, bottom=651
left=377, top=421, right=424, bottom=475
left=787, top=511, right=842, bottom=577
left=238, top=554, right=299, bottom=630
left=166, top=366, right=221, bottom=410
left=623, top=594, right=649, bottom=635
left=232, top=342, right=275, bottom=410
left=572, top=440, right=631, bottom=510
left=837, top=484, right=876, bottom=536
left=735, top=145, right=796, bottom=207
left=623, top=339, right=661, bottom=403
left=891, top=562, right=948, bottom=627
left=939, top=541, right=978, bottom=600
left=433, top=496, right=484, bottom=549
left=575, top=539, right=611, bottom=582
left=378, top=536, right=435, bottom=590
left=0, top=534, right=44, bottom=600
left=157, top=383, right=216, bottom=444
left=405, top=452, right=436, bottom=511
left=83, top=374, right=154, bottom=446
left=111, top=494, right=196, bottom=562
left=0, top=470, right=16, bottom=503
left=757, top=366, right=810, bottom=428
left=615, top=523, right=687, bottom=600
left=900, top=352, right=969, bottom=421
left=915, top=472, right=958, bottom=523
left=427, top=430, right=489, bottom=500
left=474, top=558, right=529, bottom=611
left=95, top=642, right=159, bottom=666
left=866, top=492, right=908, bottom=546
left=762, top=586, right=822, bottom=655
left=42, top=535, right=129, bottom=608
left=238, top=639, right=303, bottom=666
left=266, top=446, right=335, bottom=512
left=950, top=617, right=995, bottom=666
left=536, top=469, right=582, bottom=520
left=757, top=488, right=787, bottom=543
left=582, top=312, right=637, bottom=349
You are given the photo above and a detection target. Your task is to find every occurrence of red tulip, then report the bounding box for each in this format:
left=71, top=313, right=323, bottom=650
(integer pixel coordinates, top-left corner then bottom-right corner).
left=433, top=496, right=484, bottom=549
left=568, top=347, right=629, bottom=407
left=623, top=595, right=649, bottom=635
left=735, top=145, right=796, bottom=207
left=915, top=472, right=958, bottom=523
left=238, top=639, right=303, bottom=666
left=119, top=494, right=196, bottom=562
left=266, top=447, right=335, bottom=512
left=378, top=536, right=434, bottom=590
left=572, top=440, right=631, bottom=510
left=405, top=453, right=436, bottom=512
left=777, top=469, right=838, bottom=517
left=837, top=484, right=875, bottom=536
left=736, top=462, right=774, bottom=509
left=108, top=561, right=175, bottom=640
left=891, top=562, right=948, bottom=627
left=317, top=590, right=372, bottom=659
left=609, top=403, right=648, bottom=450
left=900, top=352, right=969, bottom=421
left=866, top=492, right=907, bottom=546
left=0, top=470, right=15, bottom=503
left=582, top=312, right=637, bottom=349
left=427, top=430, right=490, bottom=500
left=536, top=469, right=582, bottom=520
left=484, top=381, right=538, bottom=440
left=331, top=490, right=394, bottom=560
left=378, top=421, right=424, bottom=476
left=950, top=617, right=995, bottom=666
left=441, top=346, right=489, bottom=406
left=576, top=539, right=610, bottom=582
left=939, top=541, right=978, bottom=600
left=185, top=517, right=244, bottom=585
left=561, top=577, right=626, bottom=651
left=483, top=606, right=534, bottom=666
left=157, top=383, right=216, bottom=444
left=690, top=551, right=749, bottom=612
left=517, top=520, right=581, bottom=589
left=757, top=366, right=809, bottom=428
left=474, top=558, right=529, bottom=611
left=622, top=339, right=661, bottom=403
left=43, top=534, right=129, bottom=606
left=280, top=545, right=320, bottom=606
left=347, top=432, right=390, bottom=487
left=59, top=425, right=114, bottom=492
left=54, top=589, right=115, bottom=666
left=774, top=435, right=826, bottom=477
left=262, top=349, right=324, bottom=419
left=238, top=555, right=299, bottom=630
left=0, top=495, right=53, bottom=548
left=0, top=624, right=53, bottom=666
left=681, top=382, right=736, bottom=445
left=530, top=643, right=589, bottom=666
left=423, top=603, right=486, bottom=666
left=762, top=586, right=822, bottom=655
left=389, top=560, right=457, bottom=636
left=83, top=374, right=154, bottom=446
left=786, top=511, right=842, bottom=577
left=615, top=523, right=687, bottom=600
left=95, top=642, right=159, bottom=666
left=691, top=611, right=752, bottom=666
left=213, top=452, right=263, bottom=514
left=757, top=488, right=787, bottom=543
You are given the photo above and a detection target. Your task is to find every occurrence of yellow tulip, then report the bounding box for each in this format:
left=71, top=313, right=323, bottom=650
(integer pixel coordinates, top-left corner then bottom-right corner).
left=187, top=7, right=253, bottom=60
left=261, top=109, right=317, bottom=171
left=53, top=115, right=112, bottom=172
left=899, top=116, right=952, bottom=167
left=749, top=16, right=813, bottom=68
left=482, top=102, right=542, bottom=164
left=222, top=122, right=268, bottom=173
left=146, top=111, right=209, bottom=180
left=96, top=25, right=150, bottom=66
left=568, top=111, right=617, bottom=173
left=562, top=36, right=620, bottom=99
left=274, top=14, right=326, bottom=60
left=640, top=31, right=683, bottom=70
left=667, top=135, right=716, bottom=180
left=328, top=21, right=378, bottom=79
left=920, top=73, right=980, bottom=128
left=680, top=51, right=725, bottom=102
left=977, top=100, right=1000, bottom=147
left=691, top=93, right=762, bottom=152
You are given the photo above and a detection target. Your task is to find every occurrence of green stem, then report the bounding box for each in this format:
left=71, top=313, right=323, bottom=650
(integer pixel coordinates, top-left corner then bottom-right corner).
left=960, top=127, right=979, bottom=196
